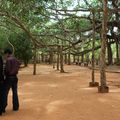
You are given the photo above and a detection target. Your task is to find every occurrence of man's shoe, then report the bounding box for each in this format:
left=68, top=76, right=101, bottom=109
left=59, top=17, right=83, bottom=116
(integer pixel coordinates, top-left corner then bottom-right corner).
left=13, top=109, right=19, bottom=111
left=2, top=109, right=6, bottom=113
left=0, top=113, right=2, bottom=116
left=2, top=110, right=6, bottom=113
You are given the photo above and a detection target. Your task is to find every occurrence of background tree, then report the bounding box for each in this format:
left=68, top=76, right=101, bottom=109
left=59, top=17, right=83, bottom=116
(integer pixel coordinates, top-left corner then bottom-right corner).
left=9, top=32, right=33, bottom=67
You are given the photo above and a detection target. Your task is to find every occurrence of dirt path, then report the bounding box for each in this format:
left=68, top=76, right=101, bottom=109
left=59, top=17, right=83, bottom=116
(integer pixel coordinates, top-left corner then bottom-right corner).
left=1, top=65, right=120, bottom=120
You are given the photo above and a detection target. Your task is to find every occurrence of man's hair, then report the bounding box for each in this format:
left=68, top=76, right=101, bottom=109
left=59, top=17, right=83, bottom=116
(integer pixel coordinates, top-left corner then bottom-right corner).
left=4, top=48, right=13, bottom=54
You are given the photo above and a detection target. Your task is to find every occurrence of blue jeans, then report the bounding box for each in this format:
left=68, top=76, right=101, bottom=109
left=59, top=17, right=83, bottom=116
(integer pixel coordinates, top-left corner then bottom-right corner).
left=3, top=76, right=19, bottom=111
left=0, top=82, right=4, bottom=114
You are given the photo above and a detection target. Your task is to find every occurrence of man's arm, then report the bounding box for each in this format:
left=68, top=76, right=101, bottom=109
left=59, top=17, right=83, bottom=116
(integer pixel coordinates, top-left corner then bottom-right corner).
left=5, top=59, right=11, bottom=76
left=0, top=56, right=3, bottom=74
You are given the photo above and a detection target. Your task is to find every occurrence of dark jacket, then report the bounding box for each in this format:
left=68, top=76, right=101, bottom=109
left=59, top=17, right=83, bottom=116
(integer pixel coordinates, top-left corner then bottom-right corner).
left=0, top=55, right=4, bottom=82
left=5, top=56, right=20, bottom=76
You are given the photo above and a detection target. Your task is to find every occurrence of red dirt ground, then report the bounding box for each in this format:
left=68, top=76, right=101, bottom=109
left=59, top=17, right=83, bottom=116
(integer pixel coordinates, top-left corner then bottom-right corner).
left=1, top=65, right=120, bottom=120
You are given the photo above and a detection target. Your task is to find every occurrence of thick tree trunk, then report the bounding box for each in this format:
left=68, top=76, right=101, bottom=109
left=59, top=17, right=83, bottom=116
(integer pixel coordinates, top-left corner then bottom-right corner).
left=98, top=0, right=109, bottom=93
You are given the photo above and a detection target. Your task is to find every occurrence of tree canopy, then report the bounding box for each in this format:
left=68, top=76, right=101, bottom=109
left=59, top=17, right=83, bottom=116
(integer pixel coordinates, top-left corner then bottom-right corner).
left=0, top=0, right=119, bottom=62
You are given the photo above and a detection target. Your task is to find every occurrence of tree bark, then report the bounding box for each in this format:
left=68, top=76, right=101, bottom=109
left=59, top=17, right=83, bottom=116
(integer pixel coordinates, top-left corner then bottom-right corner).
left=68, top=53, right=71, bottom=65
left=57, top=46, right=60, bottom=70
left=68, top=43, right=71, bottom=65
left=41, top=53, right=44, bottom=63
left=81, top=54, right=84, bottom=63
left=64, top=53, right=67, bottom=64
left=76, top=56, right=80, bottom=64
left=107, top=42, right=113, bottom=65
left=49, top=50, right=53, bottom=64
left=60, top=46, right=64, bottom=73
left=91, top=11, right=95, bottom=83
left=53, top=52, right=55, bottom=69
left=73, top=55, right=76, bottom=63
left=99, top=0, right=108, bottom=90
left=118, top=44, right=120, bottom=65
left=116, top=43, right=120, bottom=65
left=33, top=46, right=37, bottom=75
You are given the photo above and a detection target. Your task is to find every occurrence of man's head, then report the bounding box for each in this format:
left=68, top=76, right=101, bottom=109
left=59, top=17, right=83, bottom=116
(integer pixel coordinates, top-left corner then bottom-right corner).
left=4, top=48, right=13, bottom=59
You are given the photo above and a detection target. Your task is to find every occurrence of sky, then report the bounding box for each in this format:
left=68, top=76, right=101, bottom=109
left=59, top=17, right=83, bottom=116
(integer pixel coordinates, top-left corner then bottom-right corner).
left=46, top=0, right=90, bottom=25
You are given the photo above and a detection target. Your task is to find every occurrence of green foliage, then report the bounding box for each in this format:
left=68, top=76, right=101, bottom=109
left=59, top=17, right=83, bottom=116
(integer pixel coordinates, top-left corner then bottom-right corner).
left=9, top=32, right=33, bottom=66
left=0, top=0, right=119, bottom=63
left=0, top=28, right=10, bottom=53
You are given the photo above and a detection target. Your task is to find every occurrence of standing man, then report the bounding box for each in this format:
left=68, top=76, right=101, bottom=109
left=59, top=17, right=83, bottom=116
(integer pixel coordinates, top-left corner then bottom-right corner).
left=0, top=54, right=4, bottom=116
left=3, top=48, right=20, bottom=112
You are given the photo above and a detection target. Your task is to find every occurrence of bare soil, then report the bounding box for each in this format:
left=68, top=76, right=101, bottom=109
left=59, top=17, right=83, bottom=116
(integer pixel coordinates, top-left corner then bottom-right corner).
left=1, top=65, right=120, bottom=120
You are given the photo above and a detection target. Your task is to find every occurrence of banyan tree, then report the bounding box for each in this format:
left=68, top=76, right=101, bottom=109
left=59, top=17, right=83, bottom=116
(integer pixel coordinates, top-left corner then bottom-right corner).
left=0, top=0, right=119, bottom=93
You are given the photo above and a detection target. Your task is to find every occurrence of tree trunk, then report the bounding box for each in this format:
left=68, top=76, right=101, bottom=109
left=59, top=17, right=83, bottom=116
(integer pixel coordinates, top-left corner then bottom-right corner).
left=33, top=46, right=37, bottom=75
left=116, top=42, right=119, bottom=62
left=107, top=42, right=113, bottom=65
left=73, top=55, right=76, bottom=63
left=24, top=60, right=28, bottom=67
left=92, top=11, right=95, bottom=83
left=89, top=11, right=99, bottom=87
left=68, top=54, right=71, bottom=65
left=57, top=46, right=60, bottom=70
left=81, top=54, right=84, bottom=63
left=86, top=54, right=89, bottom=64
left=98, top=0, right=109, bottom=93
left=116, top=43, right=120, bottom=65
left=77, top=56, right=80, bottom=63
left=60, top=46, right=64, bottom=73
left=68, top=43, right=71, bottom=65
left=53, top=52, right=55, bottom=69
left=64, top=53, right=67, bottom=64
left=49, top=50, right=53, bottom=64
left=118, top=44, right=120, bottom=65
left=41, top=53, right=44, bottom=63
